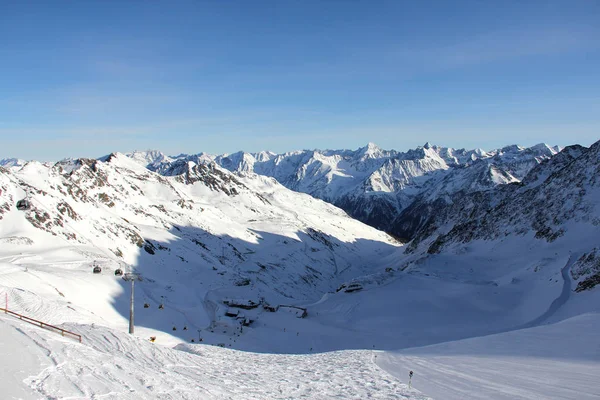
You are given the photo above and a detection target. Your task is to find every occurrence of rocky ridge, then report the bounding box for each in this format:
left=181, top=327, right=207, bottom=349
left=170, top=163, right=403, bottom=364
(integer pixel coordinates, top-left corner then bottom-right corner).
left=128, top=142, right=560, bottom=239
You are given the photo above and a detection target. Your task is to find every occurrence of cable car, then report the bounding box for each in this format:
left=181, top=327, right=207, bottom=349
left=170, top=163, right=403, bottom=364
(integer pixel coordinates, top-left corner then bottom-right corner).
left=144, top=303, right=150, bottom=308
left=158, top=304, right=164, bottom=310
left=16, top=199, right=30, bottom=211
left=93, top=266, right=102, bottom=274
left=114, top=268, right=123, bottom=276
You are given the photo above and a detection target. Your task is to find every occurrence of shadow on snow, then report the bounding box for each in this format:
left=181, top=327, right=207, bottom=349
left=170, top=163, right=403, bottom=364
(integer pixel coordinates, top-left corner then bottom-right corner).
left=110, top=224, right=402, bottom=354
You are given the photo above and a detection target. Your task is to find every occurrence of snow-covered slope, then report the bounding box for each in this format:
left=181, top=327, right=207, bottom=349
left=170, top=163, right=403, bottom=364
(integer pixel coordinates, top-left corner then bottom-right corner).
left=0, top=315, right=428, bottom=399
left=0, top=153, right=410, bottom=352
left=0, top=153, right=427, bottom=399
left=388, top=140, right=600, bottom=338
left=1, top=140, right=599, bottom=400
left=378, top=313, right=600, bottom=400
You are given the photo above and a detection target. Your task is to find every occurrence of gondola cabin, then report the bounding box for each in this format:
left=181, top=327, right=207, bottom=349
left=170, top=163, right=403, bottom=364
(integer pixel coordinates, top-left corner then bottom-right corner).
left=93, top=266, right=102, bottom=274
left=16, top=199, right=30, bottom=211
left=114, top=268, right=123, bottom=276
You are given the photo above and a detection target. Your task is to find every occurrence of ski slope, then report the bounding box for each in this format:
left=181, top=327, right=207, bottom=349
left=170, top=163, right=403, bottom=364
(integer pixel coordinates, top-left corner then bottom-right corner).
left=2, top=270, right=599, bottom=400
left=377, top=313, right=600, bottom=400
left=1, top=226, right=599, bottom=400
left=2, top=233, right=600, bottom=399
left=0, top=314, right=429, bottom=400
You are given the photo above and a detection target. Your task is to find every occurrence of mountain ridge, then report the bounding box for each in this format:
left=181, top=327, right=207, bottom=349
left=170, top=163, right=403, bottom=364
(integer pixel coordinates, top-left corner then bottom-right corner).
left=117, top=142, right=561, bottom=238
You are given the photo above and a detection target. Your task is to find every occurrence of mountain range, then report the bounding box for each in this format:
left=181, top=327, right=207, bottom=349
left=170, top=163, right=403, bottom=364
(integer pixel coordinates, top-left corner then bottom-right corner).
left=1, top=139, right=600, bottom=399
left=122, top=142, right=560, bottom=239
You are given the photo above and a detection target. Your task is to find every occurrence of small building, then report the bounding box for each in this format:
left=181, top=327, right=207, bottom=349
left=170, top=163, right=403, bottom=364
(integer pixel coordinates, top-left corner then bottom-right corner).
left=223, top=298, right=259, bottom=309
left=279, top=305, right=308, bottom=318
left=344, top=283, right=363, bottom=293
left=263, top=303, right=278, bottom=312
left=337, top=282, right=364, bottom=292
left=225, top=308, right=240, bottom=317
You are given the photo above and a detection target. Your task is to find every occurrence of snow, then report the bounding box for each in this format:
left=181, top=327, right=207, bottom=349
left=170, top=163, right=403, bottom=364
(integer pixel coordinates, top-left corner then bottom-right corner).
left=0, top=317, right=48, bottom=400
left=137, top=141, right=560, bottom=240
left=377, top=313, right=600, bottom=400
left=0, top=143, right=599, bottom=399
left=2, top=239, right=599, bottom=399
left=0, top=314, right=429, bottom=400
left=0, top=158, right=28, bottom=168
left=141, top=143, right=481, bottom=201
left=125, top=150, right=173, bottom=168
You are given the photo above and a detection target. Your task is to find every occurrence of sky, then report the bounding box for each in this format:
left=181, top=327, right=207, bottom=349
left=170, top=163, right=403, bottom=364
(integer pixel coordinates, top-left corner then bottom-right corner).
left=1, top=0, right=599, bottom=161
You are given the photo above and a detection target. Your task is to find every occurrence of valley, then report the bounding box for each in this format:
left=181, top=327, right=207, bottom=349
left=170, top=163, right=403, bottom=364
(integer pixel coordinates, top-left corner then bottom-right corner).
left=1, top=141, right=599, bottom=399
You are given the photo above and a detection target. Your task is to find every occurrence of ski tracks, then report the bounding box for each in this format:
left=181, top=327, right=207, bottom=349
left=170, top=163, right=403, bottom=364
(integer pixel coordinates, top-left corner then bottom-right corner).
left=9, top=316, right=429, bottom=399
left=517, top=253, right=579, bottom=330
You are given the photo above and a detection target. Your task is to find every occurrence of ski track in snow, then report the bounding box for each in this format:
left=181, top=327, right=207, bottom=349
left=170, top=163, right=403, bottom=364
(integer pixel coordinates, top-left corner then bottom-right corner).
left=1, top=315, right=429, bottom=400
left=516, top=253, right=578, bottom=330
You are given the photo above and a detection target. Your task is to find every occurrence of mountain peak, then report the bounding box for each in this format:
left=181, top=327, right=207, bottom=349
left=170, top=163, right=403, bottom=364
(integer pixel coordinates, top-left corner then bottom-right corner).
left=358, top=142, right=382, bottom=157
left=125, top=150, right=171, bottom=167
left=529, top=143, right=560, bottom=157
left=365, top=142, right=380, bottom=151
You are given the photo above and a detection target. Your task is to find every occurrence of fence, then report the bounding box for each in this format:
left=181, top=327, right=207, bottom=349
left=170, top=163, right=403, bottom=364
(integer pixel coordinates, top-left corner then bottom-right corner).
left=1, top=307, right=82, bottom=343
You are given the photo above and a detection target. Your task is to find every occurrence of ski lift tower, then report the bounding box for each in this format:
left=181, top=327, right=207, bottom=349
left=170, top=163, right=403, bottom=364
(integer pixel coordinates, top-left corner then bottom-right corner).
left=122, top=273, right=142, bottom=334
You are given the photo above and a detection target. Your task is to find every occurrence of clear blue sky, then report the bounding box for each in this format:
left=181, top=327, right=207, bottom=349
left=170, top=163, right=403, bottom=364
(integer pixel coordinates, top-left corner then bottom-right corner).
left=1, top=0, right=599, bottom=161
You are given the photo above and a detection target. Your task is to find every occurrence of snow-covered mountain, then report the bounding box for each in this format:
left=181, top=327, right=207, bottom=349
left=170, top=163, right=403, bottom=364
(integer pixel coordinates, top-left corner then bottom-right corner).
left=0, top=157, right=28, bottom=168
left=116, top=140, right=600, bottom=293
left=132, top=142, right=560, bottom=238
left=2, top=140, right=600, bottom=399
left=399, top=141, right=600, bottom=289
left=409, top=142, right=598, bottom=248
left=0, top=153, right=399, bottom=304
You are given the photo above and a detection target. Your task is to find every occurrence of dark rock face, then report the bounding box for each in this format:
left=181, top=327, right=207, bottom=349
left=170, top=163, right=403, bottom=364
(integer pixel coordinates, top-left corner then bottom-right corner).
left=157, top=161, right=246, bottom=196
left=403, top=140, right=600, bottom=255
left=335, top=194, right=400, bottom=233
left=572, top=248, right=600, bottom=292
left=575, top=274, right=600, bottom=292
